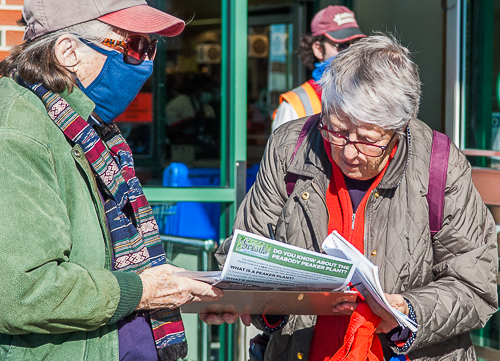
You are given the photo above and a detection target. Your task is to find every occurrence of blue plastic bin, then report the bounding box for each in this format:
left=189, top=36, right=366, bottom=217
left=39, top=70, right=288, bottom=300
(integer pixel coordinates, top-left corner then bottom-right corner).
left=161, top=163, right=260, bottom=240
left=162, top=163, right=219, bottom=240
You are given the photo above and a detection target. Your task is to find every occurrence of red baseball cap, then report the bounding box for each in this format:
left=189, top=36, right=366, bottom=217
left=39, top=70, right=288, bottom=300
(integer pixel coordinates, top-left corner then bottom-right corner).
left=23, top=0, right=185, bottom=41
left=311, top=6, right=366, bottom=43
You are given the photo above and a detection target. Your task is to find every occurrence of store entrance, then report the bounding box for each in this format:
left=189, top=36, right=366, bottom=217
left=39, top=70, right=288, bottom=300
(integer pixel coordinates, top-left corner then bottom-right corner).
left=246, top=1, right=308, bottom=165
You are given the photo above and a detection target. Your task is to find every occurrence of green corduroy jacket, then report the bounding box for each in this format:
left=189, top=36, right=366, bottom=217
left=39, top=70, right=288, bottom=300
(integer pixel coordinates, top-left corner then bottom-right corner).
left=0, top=77, right=143, bottom=360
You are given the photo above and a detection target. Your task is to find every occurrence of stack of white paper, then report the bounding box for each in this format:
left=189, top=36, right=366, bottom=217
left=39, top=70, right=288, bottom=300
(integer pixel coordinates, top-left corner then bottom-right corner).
left=322, top=231, right=418, bottom=332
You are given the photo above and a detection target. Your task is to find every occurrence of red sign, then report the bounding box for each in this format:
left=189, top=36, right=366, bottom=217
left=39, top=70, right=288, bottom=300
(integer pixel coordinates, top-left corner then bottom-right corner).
left=115, top=92, right=153, bottom=123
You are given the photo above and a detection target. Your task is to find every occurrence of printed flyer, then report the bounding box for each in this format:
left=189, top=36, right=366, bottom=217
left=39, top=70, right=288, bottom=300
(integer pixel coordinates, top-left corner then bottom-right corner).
left=323, top=230, right=419, bottom=332
left=177, top=229, right=356, bottom=291
left=177, top=230, right=419, bottom=330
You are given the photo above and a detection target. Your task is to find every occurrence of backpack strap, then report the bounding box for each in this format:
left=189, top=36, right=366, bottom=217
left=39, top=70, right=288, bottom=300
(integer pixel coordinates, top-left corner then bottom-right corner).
left=286, top=114, right=320, bottom=196
left=426, top=130, right=451, bottom=238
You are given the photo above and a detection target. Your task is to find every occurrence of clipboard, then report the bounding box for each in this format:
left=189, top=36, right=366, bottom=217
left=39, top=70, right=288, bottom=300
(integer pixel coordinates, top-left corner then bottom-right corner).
left=181, top=290, right=358, bottom=315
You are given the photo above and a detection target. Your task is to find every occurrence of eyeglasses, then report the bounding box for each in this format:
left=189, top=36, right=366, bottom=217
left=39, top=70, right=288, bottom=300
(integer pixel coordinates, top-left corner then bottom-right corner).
left=101, top=35, right=158, bottom=65
left=334, top=41, right=352, bottom=51
left=318, top=123, right=398, bottom=157
left=331, top=39, right=361, bottom=52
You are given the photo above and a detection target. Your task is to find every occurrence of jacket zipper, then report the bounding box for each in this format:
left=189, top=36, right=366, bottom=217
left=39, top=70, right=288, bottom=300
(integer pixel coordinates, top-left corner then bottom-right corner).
left=363, top=190, right=374, bottom=256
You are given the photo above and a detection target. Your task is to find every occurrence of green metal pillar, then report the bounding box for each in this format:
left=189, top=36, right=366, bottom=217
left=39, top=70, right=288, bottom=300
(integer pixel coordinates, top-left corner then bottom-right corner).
left=220, top=0, right=248, bottom=192
left=219, top=0, right=248, bottom=360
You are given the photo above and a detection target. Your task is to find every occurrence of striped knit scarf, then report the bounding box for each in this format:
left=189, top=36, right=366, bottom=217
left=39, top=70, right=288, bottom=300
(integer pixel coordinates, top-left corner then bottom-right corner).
left=13, top=72, right=187, bottom=361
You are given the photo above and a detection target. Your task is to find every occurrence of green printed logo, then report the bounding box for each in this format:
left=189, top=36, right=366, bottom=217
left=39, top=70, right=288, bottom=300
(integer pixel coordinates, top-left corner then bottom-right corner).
left=234, top=236, right=271, bottom=259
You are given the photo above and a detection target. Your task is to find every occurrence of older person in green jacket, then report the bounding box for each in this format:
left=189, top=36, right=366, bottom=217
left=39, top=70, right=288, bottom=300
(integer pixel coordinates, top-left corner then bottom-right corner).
left=0, top=1, right=222, bottom=360
left=207, top=35, right=498, bottom=361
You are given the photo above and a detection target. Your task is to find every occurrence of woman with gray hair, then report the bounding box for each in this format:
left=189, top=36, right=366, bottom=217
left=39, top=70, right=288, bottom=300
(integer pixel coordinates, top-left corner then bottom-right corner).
left=0, top=1, right=222, bottom=361
left=208, top=35, right=498, bottom=361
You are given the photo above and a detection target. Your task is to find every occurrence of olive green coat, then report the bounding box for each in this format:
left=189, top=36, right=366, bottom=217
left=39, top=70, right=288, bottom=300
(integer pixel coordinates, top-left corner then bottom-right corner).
left=0, top=77, right=143, bottom=360
left=216, top=115, right=498, bottom=361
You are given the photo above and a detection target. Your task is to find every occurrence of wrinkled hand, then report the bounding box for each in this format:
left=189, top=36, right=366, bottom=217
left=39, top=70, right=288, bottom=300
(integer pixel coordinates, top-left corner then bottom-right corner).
left=136, top=264, right=223, bottom=310
left=332, top=295, right=358, bottom=316
left=364, top=292, right=409, bottom=333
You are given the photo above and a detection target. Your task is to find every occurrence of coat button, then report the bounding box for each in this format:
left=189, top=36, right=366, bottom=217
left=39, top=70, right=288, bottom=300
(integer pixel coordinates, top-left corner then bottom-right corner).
left=301, top=192, right=310, bottom=200
left=374, top=192, right=379, bottom=199
left=371, top=250, right=377, bottom=257
left=297, top=352, right=304, bottom=360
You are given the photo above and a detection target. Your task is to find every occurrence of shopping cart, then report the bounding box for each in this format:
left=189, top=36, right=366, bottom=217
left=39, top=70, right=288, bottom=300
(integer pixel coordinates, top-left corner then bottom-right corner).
left=150, top=202, right=177, bottom=236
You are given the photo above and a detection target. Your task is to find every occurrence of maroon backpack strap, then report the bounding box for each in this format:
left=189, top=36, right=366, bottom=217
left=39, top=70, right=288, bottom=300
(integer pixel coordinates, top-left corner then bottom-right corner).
left=286, top=114, right=320, bottom=196
left=426, top=130, right=451, bottom=238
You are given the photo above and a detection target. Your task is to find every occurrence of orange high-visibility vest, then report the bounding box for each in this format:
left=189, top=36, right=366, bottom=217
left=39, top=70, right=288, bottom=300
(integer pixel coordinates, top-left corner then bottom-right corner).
left=274, top=80, right=322, bottom=119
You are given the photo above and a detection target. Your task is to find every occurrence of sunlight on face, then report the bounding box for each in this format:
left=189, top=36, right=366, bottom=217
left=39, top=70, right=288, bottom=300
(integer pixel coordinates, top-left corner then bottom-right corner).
left=326, top=114, right=397, bottom=180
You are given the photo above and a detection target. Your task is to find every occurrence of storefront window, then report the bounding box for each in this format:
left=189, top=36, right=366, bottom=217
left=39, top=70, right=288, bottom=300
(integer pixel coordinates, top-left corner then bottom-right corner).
left=163, top=1, right=222, bottom=169
left=247, top=22, right=293, bottom=164
left=247, top=1, right=307, bottom=164
left=116, top=0, right=223, bottom=185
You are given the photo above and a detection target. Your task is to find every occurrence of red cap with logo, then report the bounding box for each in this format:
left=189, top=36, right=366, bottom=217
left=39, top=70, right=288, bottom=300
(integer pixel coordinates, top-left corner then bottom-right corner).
left=311, top=5, right=366, bottom=43
left=22, top=0, right=185, bottom=41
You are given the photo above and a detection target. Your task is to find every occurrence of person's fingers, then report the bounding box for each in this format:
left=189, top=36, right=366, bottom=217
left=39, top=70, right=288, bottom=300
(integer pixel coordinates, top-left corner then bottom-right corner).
left=137, top=271, right=223, bottom=310
left=332, top=301, right=358, bottom=315
left=196, top=294, right=221, bottom=302
left=240, top=313, right=252, bottom=326
left=199, top=313, right=209, bottom=323
left=180, top=277, right=223, bottom=298
left=362, top=292, right=400, bottom=333
left=199, top=313, right=226, bottom=325
left=222, top=312, right=239, bottom=324
left=384, top=293, right=408, bottom=315
left=364, top=292, right=389, bottom=319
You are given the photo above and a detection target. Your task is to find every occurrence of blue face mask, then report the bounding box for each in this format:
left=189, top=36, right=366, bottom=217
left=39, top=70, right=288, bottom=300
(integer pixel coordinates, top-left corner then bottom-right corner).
left=77, top=41, right=154, bottom=124
left=312, top=55, right=336, bottom=82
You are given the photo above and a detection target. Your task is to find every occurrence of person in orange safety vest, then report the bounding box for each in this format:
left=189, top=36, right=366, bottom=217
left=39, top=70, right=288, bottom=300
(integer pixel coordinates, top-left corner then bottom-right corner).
left=272, top=5, right=366, bottom=131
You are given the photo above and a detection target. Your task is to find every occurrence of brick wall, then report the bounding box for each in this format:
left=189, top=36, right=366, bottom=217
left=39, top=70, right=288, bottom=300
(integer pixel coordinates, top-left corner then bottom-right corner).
left=0, top=0, right=24, bottom=61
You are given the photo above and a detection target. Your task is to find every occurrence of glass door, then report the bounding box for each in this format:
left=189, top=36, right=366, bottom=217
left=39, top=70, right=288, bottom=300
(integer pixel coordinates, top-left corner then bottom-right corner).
left=246, top=1, right=308, bottom=166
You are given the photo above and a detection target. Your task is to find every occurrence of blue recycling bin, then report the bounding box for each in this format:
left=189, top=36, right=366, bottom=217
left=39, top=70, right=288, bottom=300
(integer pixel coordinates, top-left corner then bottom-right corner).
left=161, top=163, right=260, bottom=240
left=162, top=163, right=219, bottom=240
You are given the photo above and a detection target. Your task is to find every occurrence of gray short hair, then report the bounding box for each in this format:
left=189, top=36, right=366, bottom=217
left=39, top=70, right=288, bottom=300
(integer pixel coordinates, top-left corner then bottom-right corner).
left=319, top=34, right=421, bottom=131
left=0, top=20, right=117, bottom=93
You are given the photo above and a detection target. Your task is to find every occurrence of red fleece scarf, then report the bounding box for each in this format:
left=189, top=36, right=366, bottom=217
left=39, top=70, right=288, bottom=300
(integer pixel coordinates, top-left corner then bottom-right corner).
left=308, top=141, right=397, bottom=361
